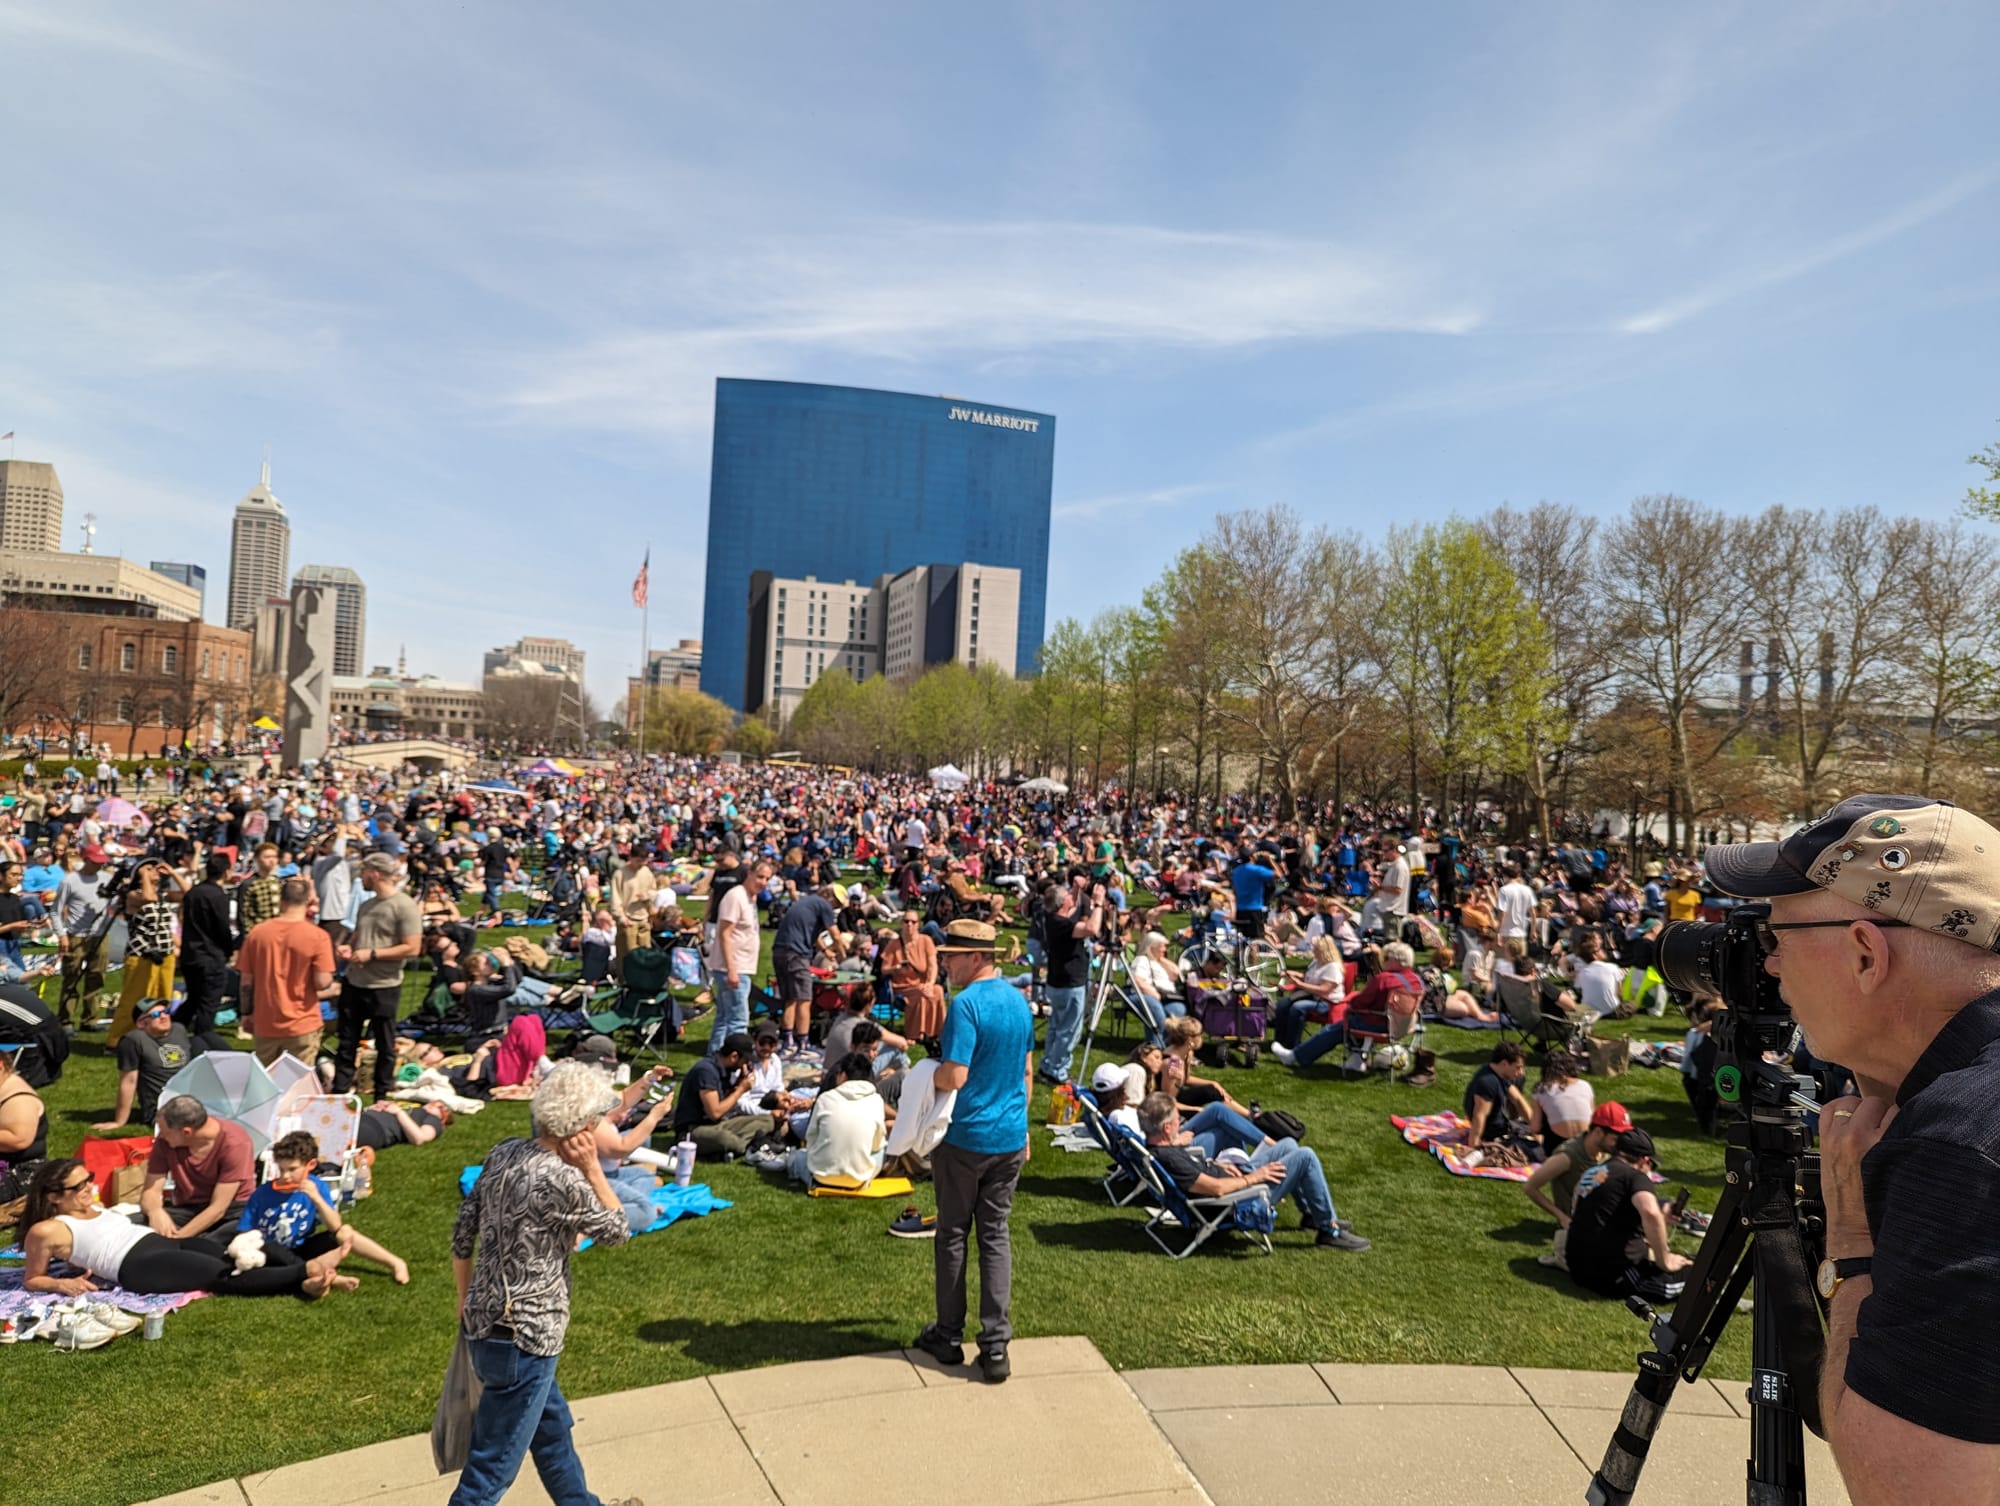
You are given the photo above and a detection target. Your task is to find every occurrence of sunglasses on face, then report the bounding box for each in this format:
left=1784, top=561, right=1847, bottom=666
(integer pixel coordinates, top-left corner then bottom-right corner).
left=61, top=1177, right=93, bottom=1194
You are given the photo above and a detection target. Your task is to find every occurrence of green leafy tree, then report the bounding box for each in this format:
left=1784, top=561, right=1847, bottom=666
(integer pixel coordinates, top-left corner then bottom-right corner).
left=1963, top=428, right=2000, bottom=520
left=640, top=686, right=733, bottom=756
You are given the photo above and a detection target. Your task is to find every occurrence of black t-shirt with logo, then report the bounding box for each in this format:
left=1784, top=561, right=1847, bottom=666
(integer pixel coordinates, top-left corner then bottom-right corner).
left=1564, top=1156, right=1652, bottom=1294
left=116, top=1024, right=192, bottom=1124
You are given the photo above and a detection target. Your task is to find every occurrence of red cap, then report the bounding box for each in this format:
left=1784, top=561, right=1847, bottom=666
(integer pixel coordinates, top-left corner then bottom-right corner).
left=80, top=844, right=111, bottom=865
left=1590, top=1101, right=1633, bottom=1134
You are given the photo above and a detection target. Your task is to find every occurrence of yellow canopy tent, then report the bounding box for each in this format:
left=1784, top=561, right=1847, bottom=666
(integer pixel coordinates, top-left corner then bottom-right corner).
left=251, top=716, right=281, bottom=732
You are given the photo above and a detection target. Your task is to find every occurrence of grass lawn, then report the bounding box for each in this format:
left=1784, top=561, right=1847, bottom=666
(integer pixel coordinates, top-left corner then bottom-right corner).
left=2, top=906, right=1743, bottom=1506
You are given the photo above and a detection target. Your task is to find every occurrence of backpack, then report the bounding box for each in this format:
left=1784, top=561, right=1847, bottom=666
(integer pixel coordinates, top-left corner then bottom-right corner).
left=1253, top=1108, right=1307, bottom=1143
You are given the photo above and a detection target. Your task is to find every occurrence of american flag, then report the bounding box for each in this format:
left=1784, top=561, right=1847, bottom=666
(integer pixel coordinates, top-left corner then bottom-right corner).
left=632, top=549, right=649, bottom=609
left=0, top=432, right=13, bottom=442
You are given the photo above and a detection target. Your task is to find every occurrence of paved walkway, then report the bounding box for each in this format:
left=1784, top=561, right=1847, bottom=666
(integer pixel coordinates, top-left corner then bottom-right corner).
left=141, top=1338, right=1848, bottom=1506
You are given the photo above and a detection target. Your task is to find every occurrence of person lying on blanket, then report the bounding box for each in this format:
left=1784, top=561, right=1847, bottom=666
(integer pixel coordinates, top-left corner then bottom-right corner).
left=242, top=1131, right=410, bottom=1283
left=355, top=1099, right=452, bottom=1151
left=1137, top=1093, right=1369, bottom=1252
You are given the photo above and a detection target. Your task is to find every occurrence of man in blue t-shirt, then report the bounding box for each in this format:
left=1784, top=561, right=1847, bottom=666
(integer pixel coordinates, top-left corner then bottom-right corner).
left=1230, top=851, right=1276, bottom=939
left=913, top=920, right=1033, bottom=1386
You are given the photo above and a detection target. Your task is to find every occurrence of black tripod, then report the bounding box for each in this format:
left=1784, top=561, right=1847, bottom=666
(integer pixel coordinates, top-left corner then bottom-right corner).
left=1588, top=1038, right=1828, bottom=1505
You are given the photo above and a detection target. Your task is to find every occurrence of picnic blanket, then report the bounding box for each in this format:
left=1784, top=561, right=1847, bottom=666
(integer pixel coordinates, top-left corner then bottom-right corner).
left=0, top=1261, right=208, bottom=1320
left=457, top=1166, right=731, bottom=1248
left=1390, top=1111, right=1538, bottom=1182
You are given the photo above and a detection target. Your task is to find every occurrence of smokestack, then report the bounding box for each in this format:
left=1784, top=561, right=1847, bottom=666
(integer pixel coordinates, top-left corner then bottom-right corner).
left=1765, top=636, right=1781, bottom=715
left=1739, top=640, right=1756, bottom=716
left=1819, top=629, right=1835, bottom=715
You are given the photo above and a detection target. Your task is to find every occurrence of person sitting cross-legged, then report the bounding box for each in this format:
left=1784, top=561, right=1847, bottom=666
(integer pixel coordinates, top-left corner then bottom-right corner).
left=665, top=1032, right=785, bottom=1161
left=1136, top=1091, right=1369, bottom=1252
left=241, top=1130, right=410, bottom=1283
left=1563, top=1127, right=1690, bottom=1302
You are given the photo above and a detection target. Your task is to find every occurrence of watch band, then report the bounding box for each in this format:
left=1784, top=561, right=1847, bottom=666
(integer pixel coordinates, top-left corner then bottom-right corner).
left=1831, top=1256, right=1872, bottom=1280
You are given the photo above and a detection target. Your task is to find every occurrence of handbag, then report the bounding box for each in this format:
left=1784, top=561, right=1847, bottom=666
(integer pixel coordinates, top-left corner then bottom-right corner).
left=431, top=1331, right=486, bottom=1474
left=1253, top=1108, right=1307, bottom=1143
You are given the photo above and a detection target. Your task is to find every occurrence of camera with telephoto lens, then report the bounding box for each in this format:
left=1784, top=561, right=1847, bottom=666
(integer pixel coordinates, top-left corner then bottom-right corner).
left=1655, top=902, right=1783, bottom=1016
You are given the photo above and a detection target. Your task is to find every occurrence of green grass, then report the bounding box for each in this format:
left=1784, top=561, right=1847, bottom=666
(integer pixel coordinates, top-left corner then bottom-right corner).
left=2, top=911, right=1743, bottom=1506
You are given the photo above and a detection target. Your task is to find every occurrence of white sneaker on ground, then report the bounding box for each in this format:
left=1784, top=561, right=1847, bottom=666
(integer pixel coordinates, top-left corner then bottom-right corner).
left=51, top=1309, right=119, bottom=1351
left=1270, top=1044, right=1297, bottom=1066
left=85, top=1303, right=142, bottom=1335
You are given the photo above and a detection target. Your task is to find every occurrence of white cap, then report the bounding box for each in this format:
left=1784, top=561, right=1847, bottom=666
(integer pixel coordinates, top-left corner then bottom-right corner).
left=1090, top=1062, right=1126, bottom=1092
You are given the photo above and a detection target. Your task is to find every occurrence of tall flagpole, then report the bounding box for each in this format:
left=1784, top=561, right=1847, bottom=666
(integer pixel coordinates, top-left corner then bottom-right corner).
left=636, top=544, right=651, bottom=760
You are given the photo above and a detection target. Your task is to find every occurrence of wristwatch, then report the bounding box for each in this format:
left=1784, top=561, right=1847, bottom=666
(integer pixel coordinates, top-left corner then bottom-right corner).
left=1816, top=1256, right=1872, bottom=1300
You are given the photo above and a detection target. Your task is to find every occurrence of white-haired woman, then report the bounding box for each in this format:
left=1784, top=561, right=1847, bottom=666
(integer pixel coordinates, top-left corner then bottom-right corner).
left=1272, top=941, right=1424, bottom=1071
left=1127, top=930, right=1184, bottom=1044
left=449, top=1063, right=641, bottom=1506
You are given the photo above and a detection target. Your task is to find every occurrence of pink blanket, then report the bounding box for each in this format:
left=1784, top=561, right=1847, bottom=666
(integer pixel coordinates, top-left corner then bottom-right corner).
left=1389, top=1111, right=1537, bottom=1182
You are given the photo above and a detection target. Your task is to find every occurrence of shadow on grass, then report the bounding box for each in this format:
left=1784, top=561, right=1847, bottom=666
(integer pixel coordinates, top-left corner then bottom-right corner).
left=636, top=1314, right=908, bottom=1364
left=1506, top=1255, right=1604, bottom=1301
left=1025, top=1215, right=1162, bottom=1253
left=1487, top=1217, right=1554, bottom=1247
left=1015, top=1169, right=1119, bottom=1206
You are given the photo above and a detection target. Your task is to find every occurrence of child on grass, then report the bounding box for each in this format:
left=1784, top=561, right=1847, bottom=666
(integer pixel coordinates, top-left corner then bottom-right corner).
left=239, top=1130, right=410, bottom=1284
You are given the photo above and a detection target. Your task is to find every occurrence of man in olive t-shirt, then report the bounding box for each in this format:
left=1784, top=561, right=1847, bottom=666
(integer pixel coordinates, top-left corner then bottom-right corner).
left=329, top=854, right=423, bottom=1099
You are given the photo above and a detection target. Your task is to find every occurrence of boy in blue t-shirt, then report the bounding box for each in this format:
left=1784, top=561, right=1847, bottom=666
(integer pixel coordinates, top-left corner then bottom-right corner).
left=240, top=1131, right=409, bottom=1283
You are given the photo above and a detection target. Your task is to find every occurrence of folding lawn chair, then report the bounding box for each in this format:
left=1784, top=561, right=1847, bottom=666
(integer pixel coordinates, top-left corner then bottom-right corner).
left=586, top=946, right=685, bottom=1061
left=1494, top=971, right=1590, bottom=1053
left=1072, top=1093, right=1151, bottom=1207
left=1132, top=1142, right=1274, bottom=1259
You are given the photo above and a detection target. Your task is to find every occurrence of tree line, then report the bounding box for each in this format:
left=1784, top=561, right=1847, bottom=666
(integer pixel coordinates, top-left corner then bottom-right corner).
left=770, top=493, right=2000, bottom=847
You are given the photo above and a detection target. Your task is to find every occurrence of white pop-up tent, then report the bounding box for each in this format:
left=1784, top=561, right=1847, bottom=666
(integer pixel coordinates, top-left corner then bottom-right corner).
left=928, top=763, right=970, bottom=787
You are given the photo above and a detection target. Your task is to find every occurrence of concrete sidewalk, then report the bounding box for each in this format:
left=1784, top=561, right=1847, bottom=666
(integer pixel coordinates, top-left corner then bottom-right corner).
left=141, top=1338, right=1848, bottom=1506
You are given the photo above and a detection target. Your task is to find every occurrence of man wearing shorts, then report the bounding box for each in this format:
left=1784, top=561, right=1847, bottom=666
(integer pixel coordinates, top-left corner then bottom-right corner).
left=237, top=877, right=336, bottom=1068
left=772, top=883, right=835, bottom=1058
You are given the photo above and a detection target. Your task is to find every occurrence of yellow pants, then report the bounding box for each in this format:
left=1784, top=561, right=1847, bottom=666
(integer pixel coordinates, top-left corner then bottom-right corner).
left=109, top=954, right=177, bottom=1045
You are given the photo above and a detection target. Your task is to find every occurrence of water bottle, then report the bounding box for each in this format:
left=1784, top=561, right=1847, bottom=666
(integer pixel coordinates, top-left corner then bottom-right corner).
left=673, top=1135, right=695, bottom=1188
left=353, top=1156, right=373, bottom=1199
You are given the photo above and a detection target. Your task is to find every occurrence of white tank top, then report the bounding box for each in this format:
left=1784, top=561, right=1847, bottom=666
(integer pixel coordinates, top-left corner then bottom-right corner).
left=57, top=1212, right=150, bottom=1281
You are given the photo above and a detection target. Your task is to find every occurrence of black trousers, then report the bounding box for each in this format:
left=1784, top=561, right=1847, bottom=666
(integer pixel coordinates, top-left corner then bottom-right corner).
left=331, top=981, right=400, bottom=1097
left=178, top=957, right=229, bottom=1038
left=118, top=1232, right=311, bottom=1297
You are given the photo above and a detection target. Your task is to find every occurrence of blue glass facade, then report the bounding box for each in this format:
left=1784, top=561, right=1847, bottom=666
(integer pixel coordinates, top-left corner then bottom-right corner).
left=700, top=379, right=1055, bottom=710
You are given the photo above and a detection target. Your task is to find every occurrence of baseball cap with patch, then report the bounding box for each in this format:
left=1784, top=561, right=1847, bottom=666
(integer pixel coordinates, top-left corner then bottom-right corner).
left=1704, top=794, right=2000, bottom=950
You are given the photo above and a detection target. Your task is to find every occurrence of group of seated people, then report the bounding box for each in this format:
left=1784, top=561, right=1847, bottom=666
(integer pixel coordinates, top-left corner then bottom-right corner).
left=16, top=1094, right=435, bottom=1305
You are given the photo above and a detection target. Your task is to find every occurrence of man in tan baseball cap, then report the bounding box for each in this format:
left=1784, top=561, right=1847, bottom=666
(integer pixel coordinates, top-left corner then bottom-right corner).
left=1705, top=793, right=2000, bottom=1497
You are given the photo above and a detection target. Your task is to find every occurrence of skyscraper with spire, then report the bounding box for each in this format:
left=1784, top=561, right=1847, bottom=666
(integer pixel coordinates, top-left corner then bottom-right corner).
left=226, top=460, right=290, bottom=631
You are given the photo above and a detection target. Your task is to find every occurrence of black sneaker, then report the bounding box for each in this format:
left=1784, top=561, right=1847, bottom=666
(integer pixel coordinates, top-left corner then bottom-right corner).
left=887, top=1207, right=937, bottom=1239
left=1315, top=1226, right=1372, bottom=1252
left=978, top=1341, right=1011, bottom=1383
left=912, top=1324, right=964, bottom=1366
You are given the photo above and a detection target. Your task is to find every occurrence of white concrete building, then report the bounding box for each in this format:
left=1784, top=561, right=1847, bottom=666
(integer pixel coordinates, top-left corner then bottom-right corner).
left=227, top=462, right=291, bottom=631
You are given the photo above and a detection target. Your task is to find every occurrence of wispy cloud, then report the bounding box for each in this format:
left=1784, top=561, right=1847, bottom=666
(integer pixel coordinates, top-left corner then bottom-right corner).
left=1618, top=167, right=2000, bottom=334
left=1053, top=481, right=1230, bottom=522
left=496, top=220, right=1482, bottom=437
left=0, top=2, right=228, bottom=75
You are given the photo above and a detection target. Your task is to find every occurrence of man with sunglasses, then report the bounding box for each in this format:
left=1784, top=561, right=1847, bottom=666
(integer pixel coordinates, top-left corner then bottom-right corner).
left=93, top=998, right=191, bottom=1131
left=1705, top=794, right=2000, bottom=1504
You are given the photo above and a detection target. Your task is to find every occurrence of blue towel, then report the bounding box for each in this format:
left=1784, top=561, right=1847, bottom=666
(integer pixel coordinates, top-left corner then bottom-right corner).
left=458, top=1164, right=730, bottom=1245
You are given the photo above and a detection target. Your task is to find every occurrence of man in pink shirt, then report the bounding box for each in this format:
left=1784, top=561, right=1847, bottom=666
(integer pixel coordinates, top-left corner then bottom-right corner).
left=706, top=857, right=772, bottom=1050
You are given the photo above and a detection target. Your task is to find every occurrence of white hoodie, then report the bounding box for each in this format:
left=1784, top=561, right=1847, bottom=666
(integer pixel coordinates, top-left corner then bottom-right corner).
left=806, top=1078, right=887, bottom=1188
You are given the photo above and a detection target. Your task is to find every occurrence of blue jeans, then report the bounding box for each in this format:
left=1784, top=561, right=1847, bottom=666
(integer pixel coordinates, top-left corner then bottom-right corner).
left=449, top=1338, right=602, bottom=1506
left=1250, top=1138, right=1337, bottom=1231
left=708, top=977, right=750, bottom=1050
left=1293, top=1019, right=1348, bottom=1068
left=1182, top=1102, right=1263, bottom=1158
left=1042, top=985, right=1087, bottom=1081
left=1272, top=994, right=1331, bottom=1049
left=1128, top=990, right=1168, bottom=1047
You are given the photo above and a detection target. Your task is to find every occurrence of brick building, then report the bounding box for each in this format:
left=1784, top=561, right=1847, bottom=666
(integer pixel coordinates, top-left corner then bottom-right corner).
left=8, top=606, right=255, bottom=755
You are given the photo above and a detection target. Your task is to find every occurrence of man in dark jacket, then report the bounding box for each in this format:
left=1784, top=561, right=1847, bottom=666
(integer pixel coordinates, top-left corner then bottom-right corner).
left=179, top=852, right=236, bottom=1037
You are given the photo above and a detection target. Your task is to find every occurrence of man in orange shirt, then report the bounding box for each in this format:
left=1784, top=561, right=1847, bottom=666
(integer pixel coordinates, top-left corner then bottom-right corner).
left=237, top=877, right=337, bottom=1068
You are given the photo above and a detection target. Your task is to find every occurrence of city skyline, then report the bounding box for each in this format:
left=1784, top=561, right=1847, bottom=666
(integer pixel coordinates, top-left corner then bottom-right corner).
left=4, top=5, right=1997, bottom=713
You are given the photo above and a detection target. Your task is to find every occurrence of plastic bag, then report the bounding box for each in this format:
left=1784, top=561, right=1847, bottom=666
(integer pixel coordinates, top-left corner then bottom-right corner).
left=431, top=1331, right=485, bottom=1474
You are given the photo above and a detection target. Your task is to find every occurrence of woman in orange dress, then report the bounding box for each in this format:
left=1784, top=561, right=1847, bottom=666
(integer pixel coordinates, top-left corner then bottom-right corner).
left=885, top=911, right=945, bottom=1043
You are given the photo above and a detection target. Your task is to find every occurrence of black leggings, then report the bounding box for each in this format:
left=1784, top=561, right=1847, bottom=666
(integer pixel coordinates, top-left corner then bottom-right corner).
left=115, top=1232, right=314, bottom=1297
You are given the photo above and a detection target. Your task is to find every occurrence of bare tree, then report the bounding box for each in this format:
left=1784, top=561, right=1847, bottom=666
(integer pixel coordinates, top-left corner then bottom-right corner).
left=1603, top=495, right=1758, bottom=849
left=1896, top=520, right=2000, bottom=795
left=1747, top=506, right=1921, bottom=816
left=1204, top=506, right=1369, bottom=818
left=0, top=606, right=68, bottom=745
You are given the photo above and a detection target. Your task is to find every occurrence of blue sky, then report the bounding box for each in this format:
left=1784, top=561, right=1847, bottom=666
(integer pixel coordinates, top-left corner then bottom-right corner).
left=3, top=2, right=1996, bottom=710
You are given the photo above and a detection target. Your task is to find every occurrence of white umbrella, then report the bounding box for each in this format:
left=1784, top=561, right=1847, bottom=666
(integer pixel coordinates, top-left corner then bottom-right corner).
left=159, top=1052, right=287, bottom=1156
left=1020, top=777, right=1069, bottom=795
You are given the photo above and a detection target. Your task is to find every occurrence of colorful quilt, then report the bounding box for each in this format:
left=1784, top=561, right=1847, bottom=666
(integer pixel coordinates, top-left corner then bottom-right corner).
left=1389, top=1111, right=1537, bottom=1182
